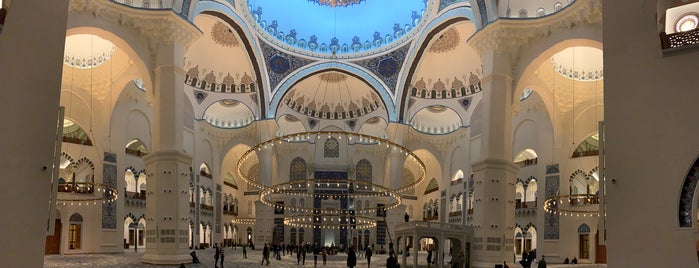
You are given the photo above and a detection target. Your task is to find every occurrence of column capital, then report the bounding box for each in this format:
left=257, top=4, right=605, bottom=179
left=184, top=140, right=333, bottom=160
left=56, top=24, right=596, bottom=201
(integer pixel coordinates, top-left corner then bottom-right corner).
left=69, top=0, right=202, bottom=57
left=468, top=0, right=601, bottom=57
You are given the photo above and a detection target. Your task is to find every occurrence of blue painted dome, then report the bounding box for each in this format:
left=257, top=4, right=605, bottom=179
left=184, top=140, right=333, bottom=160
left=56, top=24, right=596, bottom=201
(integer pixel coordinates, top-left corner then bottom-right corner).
left=246, top=0, right=429, bottom=57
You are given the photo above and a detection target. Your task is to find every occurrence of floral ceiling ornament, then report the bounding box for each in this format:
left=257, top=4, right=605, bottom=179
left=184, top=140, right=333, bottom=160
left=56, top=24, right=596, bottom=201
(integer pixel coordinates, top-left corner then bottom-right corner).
left=309, top=0, right=365, bottom=8
left=429, top=27, right=460, bottom=53
left=211, top=22, right=240, bottom=47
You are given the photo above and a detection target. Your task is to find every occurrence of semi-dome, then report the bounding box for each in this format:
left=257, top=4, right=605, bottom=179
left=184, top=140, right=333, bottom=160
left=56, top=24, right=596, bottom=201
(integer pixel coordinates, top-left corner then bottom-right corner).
left=246, top=0, right=428, bottom=57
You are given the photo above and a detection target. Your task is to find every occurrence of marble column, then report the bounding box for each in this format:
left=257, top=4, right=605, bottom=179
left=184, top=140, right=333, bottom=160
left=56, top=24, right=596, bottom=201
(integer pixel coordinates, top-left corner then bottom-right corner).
left=0, top=0, right=69, bottom=267
left=141, top=41, right=192, bottom=265
left=470, top=50, right=518, bottom=268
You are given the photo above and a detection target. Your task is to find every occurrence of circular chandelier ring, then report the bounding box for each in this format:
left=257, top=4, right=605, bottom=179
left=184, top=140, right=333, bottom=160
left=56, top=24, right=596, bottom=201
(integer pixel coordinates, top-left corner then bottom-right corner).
left=236, top=131, right=426, bottom=194
left=284, top=213, right=377, bottom=230
left=543, top=193, right=601, bottom=217
left=57, top=181, right=119, bottom=205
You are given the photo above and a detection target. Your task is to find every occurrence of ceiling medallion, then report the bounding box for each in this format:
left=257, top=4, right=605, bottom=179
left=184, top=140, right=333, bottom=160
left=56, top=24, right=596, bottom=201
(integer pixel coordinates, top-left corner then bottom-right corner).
left=309, top=0, right=364, bottom=8
left=429, top=28, right=460, bottom=53
left=63, top=34, right=116, bottom=69
left=318, top=72, right=347, bottom=84
left=211, top=22, right=239, bottom=47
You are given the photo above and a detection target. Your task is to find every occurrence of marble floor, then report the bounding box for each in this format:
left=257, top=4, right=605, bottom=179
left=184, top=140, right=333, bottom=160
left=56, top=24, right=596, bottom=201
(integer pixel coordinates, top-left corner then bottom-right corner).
left=44, top=249, right=603, bottom=268
left=45, top=248, right=405, bottom=268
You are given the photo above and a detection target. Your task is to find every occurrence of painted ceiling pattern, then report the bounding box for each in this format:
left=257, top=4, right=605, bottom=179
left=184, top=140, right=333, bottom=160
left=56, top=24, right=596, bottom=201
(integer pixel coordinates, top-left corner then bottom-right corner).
left=309, top=0, right=364, bottom=8
left=409, top=72, right=482, bottom=99
left=353, top=43, right=411, bottom=93
left=260, top=41, right=316, bottom=91
left=211, top=21, right=240, bottom=47
left=185, top=65, right=256, bottom=93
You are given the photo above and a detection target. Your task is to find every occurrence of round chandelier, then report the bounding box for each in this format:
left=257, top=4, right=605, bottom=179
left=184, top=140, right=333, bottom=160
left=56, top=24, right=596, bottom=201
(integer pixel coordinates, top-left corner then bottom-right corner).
left=236, top=131, right=426, bottom=230
left=230, top=218, right=257, bottom=225
left=285, top=214, right=377, bottom=230
left=543, top=193, right=601, bottom=217
left=57, top=182, right=119, bottom=206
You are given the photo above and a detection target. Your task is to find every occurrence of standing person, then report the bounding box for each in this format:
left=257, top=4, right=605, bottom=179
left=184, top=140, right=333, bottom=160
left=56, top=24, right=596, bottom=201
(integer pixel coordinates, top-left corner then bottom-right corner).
left=365, top=246, right=373, bottom=268
left=301, top=244, right=307, bottom=265
left=426, top=248, right=433, bottom=268
left=536, top=256, right=547, bottom=268
left=386, top=251, right=399, bottom=268
left=214, top=243, right=220, bottom=268
left=219, top=245, right=225, bottom=268
left=297, top=245, right=303, bottom=265
left=503, top=261, right=509, bottom=268
left=313, top=243, right=320, bottom=267
left=404, top=212, right=410, bottom=222
left=242, top=243, right=247, bottom=258
left=347, top=247, right=357, bottom=268
left=322, top=248, right=328, bottom=266
left=262, top=243, right=271, bottom=266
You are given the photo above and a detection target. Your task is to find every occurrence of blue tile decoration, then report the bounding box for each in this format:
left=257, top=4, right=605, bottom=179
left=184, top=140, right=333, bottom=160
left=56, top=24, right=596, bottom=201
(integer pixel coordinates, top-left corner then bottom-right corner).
left=679, top=158, right=699, bottom=227
left=546, top=164, right=560, bottom=174
left=194, top=90, right=208, bottom=104
left=104, top=152, right=117, bottom=164
left=439, top=0, right=468, bottom=12
left=544, top=174, right=559, bottom=240
left=353, top=43, right=411, bottom=93
left=216, top=191, right=222, bottom=233
left=260, top=41, right=315, bottom=91
left=476, top=0, right=487, bottom=26
left=459, top=97, right=472, bottom=110
left=102, top=154, right=117, bottom=229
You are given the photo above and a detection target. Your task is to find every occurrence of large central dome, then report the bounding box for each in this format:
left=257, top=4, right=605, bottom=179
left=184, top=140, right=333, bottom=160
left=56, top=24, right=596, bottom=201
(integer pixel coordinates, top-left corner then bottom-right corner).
left=246, top=0, right=428, bottom=57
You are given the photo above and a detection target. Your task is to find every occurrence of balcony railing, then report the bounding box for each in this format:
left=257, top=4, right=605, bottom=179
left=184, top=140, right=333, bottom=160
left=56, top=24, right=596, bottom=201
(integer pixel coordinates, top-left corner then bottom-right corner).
left=58, top=183, right=95, bottom=194
left=660, top=30, right=699, bottom=53
left=449, top=211, right=462, bottom=217
left=570, top=195, right=600, bottom=206
left=467, top=208, right=473, bottom=215
left=109, top=0, right=174, bottom=9
left=125, top=148, right=148, bottom=157
left=514, top=158, right=538, bottom=167
left=124, top=190, right=146, bottom=200
left=200, top=170, right=212, bottom=178
left=450, top=178, right=463, bottom=185
left=200, top=204, right=214, bottom=211
left=516, top=200, right=537, bottom=209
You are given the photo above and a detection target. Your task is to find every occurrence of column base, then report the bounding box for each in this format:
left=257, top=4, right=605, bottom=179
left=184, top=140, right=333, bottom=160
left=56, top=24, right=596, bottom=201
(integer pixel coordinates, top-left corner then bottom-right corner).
left=142, top=252, right=191, bottom=265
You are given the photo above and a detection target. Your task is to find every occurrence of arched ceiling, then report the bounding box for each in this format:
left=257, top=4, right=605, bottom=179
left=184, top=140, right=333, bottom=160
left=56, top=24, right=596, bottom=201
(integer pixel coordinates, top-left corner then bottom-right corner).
left=530, top=46, right=604, bottom=114
left=246, top=0, right=428, bottom=56
left=404, top=21, right=483, bottom=131
left=186, top=14, right=256, bottom=86
left=61, top=33, right=132, bottom=102
left=410, top=105, right=462, bottom=135
left=203, top=100, right=255, bottom=129
left=278, top=70, right=388, bottom=122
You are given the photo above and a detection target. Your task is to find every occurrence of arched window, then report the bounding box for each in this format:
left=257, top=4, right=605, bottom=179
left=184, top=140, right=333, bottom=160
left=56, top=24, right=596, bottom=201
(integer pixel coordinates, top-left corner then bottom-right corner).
left=125, top=169, right=137, bottom=193
left=572, top=133, right=600, bottom=158
left=324, top=137, right=339, bottom=158
left=300, top=198, right=305, bottom=209
left=69, top=213, right=83, bottom=250
left=125, top=139, right=149, bottom=157
left=554, top=2, right=563, bottom=12
left=200, top=163, right=212, bottom=178
left=356, top=159, right=372, bottom=182
left=299, top=228, right=305, bottom=244
left=536, top=8, right=546, bottom=16
left=519, top=9, right=528, bottom=18
left=290, top=157, right=307, bottom=181
left=578, top=224, right=591, bottom=259
left=137, top=173, right=147, bottom=193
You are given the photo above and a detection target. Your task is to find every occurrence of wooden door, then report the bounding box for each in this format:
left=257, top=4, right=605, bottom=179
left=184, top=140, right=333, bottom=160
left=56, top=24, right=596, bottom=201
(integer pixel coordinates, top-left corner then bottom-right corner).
left=45, top=219, right=61, bottom=254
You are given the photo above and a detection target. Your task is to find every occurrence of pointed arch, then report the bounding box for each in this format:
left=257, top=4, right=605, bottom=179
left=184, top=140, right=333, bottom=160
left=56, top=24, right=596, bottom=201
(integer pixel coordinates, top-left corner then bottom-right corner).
left=290, top=157, right=307, bottom=181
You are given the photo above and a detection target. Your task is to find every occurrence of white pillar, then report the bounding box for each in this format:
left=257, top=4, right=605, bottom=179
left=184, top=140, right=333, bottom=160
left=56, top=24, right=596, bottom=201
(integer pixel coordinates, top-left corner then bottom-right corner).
left=470, top=50, right=518, bottom=268
left=141, top=40, right=192, bottom=264
left=0, top=0, right=69, bottom=267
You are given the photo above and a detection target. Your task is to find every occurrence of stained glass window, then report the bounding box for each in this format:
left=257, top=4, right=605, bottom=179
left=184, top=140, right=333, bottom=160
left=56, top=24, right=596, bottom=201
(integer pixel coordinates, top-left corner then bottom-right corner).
left=324, top=137, right=339, bottom=158
left=356, top=159, right=372, bottom=182
left=290, top=157, right=307, bottom=181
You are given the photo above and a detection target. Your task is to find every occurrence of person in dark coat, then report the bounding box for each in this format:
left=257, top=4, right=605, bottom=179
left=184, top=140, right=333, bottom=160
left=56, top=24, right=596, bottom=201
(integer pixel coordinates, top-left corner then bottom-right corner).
left=347, top=247, right=357, bottom=268
left=219, top=245, right=225, bottom=268
left=214, top=243, right=219, bottom=268
left=386, top=251, right=399, bottom=268
left=365, top=246, right=373, bottom=267
left=537, top=255, right=547, bottom=268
